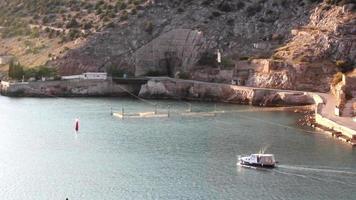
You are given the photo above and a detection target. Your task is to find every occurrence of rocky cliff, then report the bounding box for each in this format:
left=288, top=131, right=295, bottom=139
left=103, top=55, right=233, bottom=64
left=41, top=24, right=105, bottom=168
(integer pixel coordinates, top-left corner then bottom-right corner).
left=53, top=0, right=313, bottom=75
left=1, top=0, right=355, bottom=92
left=139, top=78, right=316, bottom=106
left=274, top=2, right=356, bottom=92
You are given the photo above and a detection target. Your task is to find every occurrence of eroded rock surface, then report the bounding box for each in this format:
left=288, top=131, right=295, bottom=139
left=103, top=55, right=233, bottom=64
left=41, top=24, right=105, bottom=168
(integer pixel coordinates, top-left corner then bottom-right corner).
left=53, top=0, right=312, bottom=74
left=139, top=78, right=315, bottom=106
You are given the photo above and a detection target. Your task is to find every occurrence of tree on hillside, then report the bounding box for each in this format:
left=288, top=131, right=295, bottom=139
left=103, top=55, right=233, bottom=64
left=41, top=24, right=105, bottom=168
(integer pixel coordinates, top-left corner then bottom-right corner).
left=36, top=65, right=57, bottom=78
left=8, top=60, right=24, bottom=80
left=22, top=65, right=58, bottom=80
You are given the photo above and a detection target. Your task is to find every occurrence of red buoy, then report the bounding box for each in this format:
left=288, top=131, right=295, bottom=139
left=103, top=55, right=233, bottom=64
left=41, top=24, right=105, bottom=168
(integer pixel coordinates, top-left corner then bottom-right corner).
left=75, top=119, right=79, bottom=132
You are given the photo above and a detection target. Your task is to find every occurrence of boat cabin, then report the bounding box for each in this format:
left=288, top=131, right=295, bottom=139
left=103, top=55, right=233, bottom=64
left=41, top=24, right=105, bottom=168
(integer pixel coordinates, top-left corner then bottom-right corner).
left=250, top=154, right=275, bottom=164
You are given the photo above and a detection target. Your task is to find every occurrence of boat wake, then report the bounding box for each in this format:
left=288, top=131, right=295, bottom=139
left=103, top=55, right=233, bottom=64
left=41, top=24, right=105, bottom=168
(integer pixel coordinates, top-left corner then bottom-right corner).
left=272, top=165, right=356, bottom=186
left=277, top=165, right=356, bottom=175
left=273, top=168, right=310, bottom=178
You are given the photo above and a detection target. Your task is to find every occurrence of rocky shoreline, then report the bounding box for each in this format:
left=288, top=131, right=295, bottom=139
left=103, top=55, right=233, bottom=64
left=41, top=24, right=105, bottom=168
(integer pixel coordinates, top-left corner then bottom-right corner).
left=0, top=78, right=317, bottom=107
left=0, top=79, right=142, bottom=97
left=139, top=78, right=316, bottom=107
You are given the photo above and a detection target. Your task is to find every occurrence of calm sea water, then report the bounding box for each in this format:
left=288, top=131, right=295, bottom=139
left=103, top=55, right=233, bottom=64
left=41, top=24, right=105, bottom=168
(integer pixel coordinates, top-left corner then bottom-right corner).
left=0, top=96, right=355, bottom=200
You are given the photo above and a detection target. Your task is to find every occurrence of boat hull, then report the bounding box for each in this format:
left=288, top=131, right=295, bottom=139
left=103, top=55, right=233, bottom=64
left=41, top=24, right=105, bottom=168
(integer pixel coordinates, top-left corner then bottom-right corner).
left=239, top=161, right=275, bottom=168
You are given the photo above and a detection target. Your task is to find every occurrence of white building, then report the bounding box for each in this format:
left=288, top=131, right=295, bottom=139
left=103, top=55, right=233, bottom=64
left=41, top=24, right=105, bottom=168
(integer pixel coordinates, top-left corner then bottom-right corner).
left=82, top=72, right=107, bottom=80
left=62, top=72, right=107, bottom=80
left=61, top=74, right=82, bottom=80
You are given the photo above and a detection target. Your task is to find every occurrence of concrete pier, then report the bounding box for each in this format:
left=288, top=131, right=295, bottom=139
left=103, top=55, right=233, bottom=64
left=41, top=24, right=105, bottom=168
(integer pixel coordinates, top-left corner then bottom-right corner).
left=113, top=111, right=169, bottom=119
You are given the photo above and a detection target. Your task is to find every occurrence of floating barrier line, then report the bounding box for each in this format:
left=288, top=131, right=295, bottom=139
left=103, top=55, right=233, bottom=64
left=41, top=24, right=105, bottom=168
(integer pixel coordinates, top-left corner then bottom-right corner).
left=115, top=84, right=157, bottom=106
left=115, top=82, right=194, bottom=112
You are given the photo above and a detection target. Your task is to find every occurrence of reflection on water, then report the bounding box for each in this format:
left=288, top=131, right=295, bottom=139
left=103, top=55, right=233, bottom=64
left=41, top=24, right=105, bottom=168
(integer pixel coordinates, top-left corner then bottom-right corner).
left=0, top=96, right=355, bottom=200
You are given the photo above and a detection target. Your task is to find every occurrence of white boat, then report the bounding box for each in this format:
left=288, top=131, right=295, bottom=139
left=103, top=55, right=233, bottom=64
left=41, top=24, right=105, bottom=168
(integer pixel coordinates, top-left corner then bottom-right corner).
left=238, top=154, right=276, bottom=168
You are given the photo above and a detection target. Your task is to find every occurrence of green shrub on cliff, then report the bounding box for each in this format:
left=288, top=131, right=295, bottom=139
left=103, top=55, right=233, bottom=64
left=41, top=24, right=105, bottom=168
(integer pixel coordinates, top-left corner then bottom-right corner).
left=336, top=60, right=354, bottom=73
left=68, top=28, right=81, bottom=40
left=66, top=18, right=80, bottom=29
left=221, top=57, right=235, bottom=69
left=120, top=11, right=129, bottom=21
left=331, top=72, right=343, bottom=86
left=197, top=53, right=243, bottom=69
left=145, top=70, right=167, bottom=76
left=197, top=51, right=218, bottom=67
left=177, top=71, right=191, bottom=79
left=116, top=1, right=127, bottom=10
left=106, top=65, right=131, bottom=78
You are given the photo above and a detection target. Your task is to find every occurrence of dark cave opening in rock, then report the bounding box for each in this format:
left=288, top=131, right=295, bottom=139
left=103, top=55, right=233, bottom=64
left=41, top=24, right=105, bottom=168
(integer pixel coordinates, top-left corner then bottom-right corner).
left=159, top=51, right=182, bottom=78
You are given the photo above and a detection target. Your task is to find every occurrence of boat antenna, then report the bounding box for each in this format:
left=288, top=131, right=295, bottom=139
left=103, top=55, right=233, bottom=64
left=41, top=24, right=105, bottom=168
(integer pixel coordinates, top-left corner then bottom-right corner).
left=259, top=145, right=270, bottom=154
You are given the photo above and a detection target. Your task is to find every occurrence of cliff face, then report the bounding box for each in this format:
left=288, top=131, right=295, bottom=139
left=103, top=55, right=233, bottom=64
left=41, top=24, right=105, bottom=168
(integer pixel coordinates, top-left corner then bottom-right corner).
left=52, top=0, right=313, bottom=75
left=1, top=0, right=355, bottom=92
left=274, top=3, right=356, bottom=92
left=53, top=1, right=355, bottom=92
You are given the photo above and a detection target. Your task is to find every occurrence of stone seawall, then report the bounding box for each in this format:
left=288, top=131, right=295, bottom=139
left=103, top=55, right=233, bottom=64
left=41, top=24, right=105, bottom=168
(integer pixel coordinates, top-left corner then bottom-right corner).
left=0, top=80, right=141, bottom=97
left=139, top=78, right=315, bottom=106
left=315, top=112, right=356, bottom=141
left=312, top=93, right=356, bottom=144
